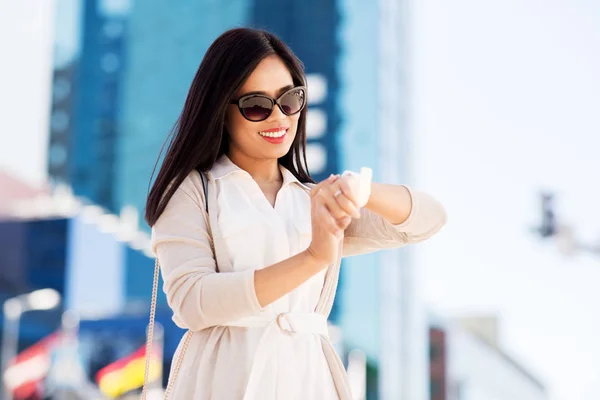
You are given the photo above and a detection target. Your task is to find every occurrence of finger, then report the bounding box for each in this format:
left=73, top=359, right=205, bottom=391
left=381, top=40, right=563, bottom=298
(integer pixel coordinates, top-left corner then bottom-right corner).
left=334, top=216, right=351, bottom=238
left=320, top=185, right=350, bottom=220
left=334, top=191, right=361, bottom=218
left=318, top=205, right=341, bottom=235
left=337, top=176, right=360, bottom=207
left=336, top=215, right=352, bottom=230
left=311, top=174, right=339, bottom=198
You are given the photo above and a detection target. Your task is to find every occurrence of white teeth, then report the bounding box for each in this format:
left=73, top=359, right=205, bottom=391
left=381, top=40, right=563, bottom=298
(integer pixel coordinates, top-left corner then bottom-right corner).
left=258, top=129, right=287, bottom=138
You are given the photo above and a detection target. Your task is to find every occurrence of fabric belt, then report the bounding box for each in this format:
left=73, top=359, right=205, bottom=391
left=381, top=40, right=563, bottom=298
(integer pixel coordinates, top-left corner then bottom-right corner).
left=225, top=312, right=352, bottom=400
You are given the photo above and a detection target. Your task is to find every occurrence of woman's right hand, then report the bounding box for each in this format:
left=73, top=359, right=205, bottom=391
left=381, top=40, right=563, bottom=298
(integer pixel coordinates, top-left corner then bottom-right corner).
left=305, top=174, right=361, bottom=267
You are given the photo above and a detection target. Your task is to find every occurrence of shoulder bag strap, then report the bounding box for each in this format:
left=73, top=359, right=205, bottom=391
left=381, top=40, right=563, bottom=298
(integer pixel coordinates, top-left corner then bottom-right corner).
left=141, top=171, right=209, bottom=399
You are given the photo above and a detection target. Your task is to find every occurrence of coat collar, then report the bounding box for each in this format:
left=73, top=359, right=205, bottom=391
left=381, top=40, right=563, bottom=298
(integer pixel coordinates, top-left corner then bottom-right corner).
left=209, top=154, right=310, bottom=191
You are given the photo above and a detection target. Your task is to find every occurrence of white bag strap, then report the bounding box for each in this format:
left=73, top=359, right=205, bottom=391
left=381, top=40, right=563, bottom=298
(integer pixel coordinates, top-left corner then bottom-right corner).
left=141, top=171, right=209, bottom=399
left=141, top=259, right=192, bottom=399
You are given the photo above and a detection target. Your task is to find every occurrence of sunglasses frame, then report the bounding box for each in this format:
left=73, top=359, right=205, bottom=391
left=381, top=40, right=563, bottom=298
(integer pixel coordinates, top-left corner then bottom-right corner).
left=230, top=86, right=307, bottom=122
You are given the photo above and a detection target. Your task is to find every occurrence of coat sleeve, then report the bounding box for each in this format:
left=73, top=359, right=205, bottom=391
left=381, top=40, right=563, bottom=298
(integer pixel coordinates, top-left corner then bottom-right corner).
left=151, top=178, right=262, bottom=331
left=342, top=186, right=447, bottom=257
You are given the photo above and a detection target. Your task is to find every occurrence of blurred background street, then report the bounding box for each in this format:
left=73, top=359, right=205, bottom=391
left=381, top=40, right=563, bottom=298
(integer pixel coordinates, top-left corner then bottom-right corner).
left=1, top=0, right=599, bottom=399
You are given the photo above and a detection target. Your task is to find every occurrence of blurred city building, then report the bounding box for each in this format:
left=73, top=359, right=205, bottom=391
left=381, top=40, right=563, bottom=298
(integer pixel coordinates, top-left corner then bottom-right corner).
left=0, top=171, right=182, bottom=398
left=429, top=315, right=547, bottom=400
left=46, top=0, right=339, bottom=218
left=47, top=0, right=128, bottom=213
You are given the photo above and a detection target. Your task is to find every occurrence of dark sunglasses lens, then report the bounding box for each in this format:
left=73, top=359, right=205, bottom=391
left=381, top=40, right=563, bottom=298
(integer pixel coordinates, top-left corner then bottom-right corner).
left=240, top=96, right=273, bottom=121
left=280, top=88, right=306, bottom=115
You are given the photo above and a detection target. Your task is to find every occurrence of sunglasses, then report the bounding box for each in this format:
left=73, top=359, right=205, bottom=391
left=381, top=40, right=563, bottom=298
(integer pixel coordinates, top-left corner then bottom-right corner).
left=230, top=86, right=306, bottom=122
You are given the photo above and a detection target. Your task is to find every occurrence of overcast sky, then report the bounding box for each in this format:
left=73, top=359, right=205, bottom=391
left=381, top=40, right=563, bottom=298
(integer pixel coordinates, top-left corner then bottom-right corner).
left=412, top=1, right=600, bottom=399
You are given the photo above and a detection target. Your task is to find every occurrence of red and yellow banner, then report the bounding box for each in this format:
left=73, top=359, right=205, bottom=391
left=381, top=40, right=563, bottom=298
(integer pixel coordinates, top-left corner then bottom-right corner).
left=3, top=332, right=62, bottom=400
left=95, top=344, right=162, bottom=398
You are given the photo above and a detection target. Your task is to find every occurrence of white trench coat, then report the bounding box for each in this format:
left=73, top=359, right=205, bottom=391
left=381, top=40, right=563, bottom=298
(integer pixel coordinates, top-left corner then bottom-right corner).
left=152, top=155, right=447, bottom=399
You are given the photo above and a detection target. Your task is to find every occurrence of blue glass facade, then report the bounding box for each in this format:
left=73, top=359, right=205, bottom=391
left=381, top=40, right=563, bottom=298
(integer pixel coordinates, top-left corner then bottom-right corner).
left=48, top=0, right=129, bottom=212
left=0, top=218, right=67, bottom=346
left=0, top=219, right=67, bottom=298
left=116, top=1, right=250, bottom=220
left=47, top=0, right=81, bottom=197
left=336, top=0, right=383, bottom=365
left=71, top=1, right=128, bottom=211
left=47, top=0, right=170, bottom=310
left=337, top=2, right=425, bottom=399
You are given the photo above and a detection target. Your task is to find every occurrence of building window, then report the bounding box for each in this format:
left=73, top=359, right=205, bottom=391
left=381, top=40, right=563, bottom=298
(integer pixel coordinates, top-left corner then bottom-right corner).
left=98, top=0, right=132, bottom=17
left=306, top=109, right=327, bottom=139
left=52, top=77, right=71, bottom=102
left=305, top=143, right=327, bottom=174
left=101, top=53, right=120, bottom=73
left=50, top=110, right=70, bottom=133
left=306, top=73, right=327, bottom=105
left=49, top=144, right=67, bottom=167
left=102, top=21, right=124, bottom=39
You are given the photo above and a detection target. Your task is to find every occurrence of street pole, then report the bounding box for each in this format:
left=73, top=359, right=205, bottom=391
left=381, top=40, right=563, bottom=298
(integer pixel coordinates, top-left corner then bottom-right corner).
left=347, top=349, right=367, bottom=400
left=534, top=191, right=600, bottom=259
left=45, top=310, right=86, bottom=395
left=146, top=322, right=165, bottom=399
left=153, top=322, right=164, bottom=392
left=1, top=289, right=61, bottom=400
left=1, top=299, right=22, bottom=400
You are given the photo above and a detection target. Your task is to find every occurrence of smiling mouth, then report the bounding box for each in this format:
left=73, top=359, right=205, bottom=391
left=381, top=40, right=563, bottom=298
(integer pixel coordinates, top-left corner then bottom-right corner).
left=258, top=128, right=288, bottom=138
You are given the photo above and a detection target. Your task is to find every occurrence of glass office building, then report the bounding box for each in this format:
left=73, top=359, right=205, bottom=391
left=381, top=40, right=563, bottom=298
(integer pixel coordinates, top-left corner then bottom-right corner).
left=48, top=0, right=130, bottom=212
left=115, top=0, right=341, bottom=223
left=0, top=218, right=67, bottom=346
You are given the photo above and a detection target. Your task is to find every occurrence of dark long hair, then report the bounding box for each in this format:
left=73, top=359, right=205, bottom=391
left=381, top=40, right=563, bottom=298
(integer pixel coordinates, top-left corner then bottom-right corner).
left=145, top=28, right=314, bottom=226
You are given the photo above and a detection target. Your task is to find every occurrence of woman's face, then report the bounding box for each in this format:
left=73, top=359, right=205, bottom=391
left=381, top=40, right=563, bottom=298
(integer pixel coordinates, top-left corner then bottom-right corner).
left=225, top=55, right=301, bottom=162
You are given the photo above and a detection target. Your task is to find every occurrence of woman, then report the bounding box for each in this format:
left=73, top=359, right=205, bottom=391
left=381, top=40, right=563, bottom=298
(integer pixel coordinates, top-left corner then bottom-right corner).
left=145, top=28, right=446, bottom=399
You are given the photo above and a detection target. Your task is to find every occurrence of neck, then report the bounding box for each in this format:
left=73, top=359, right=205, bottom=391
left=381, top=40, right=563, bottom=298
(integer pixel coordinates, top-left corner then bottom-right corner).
left=227, top=152, right=282, bottom=184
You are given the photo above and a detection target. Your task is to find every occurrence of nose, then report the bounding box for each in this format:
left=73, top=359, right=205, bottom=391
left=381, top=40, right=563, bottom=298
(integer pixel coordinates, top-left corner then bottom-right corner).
left=267, top=103, right=288, bottom=123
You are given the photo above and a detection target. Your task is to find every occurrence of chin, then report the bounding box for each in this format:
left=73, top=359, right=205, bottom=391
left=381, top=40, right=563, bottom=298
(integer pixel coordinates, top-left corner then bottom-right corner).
left=263, top=146, right=292, bottom=160
left=258, top=136, right=295, bottom=159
